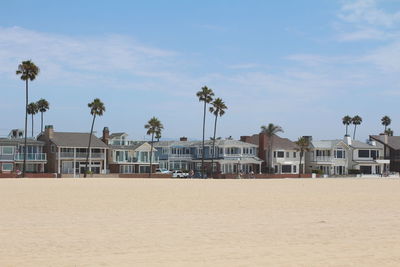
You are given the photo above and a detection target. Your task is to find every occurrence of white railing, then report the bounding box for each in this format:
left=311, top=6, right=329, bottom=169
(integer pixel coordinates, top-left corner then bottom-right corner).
left=59, top=152, right=104, bottom=158
left=14, top=153, right=47, bottom=161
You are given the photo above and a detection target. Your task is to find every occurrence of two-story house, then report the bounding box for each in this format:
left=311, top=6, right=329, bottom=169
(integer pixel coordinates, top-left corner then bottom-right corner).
left=370, top=134, right=399, bottom=173
left=240, top=133, right=300, bottom=174
left=349, top=138, right=388, bottom=175
left=0, top=129, right=47, bottom=174
left=101, top=127, right=158, bottom=174
left=306, top=138, right=350, bottom=175
left=37, top=125, right=108, bottom=176
left=154, top=138, right=262, bottom=174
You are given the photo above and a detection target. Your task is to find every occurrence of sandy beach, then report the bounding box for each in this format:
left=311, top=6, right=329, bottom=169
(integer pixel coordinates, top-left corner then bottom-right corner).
left=0, top=178, right=399, bottom=266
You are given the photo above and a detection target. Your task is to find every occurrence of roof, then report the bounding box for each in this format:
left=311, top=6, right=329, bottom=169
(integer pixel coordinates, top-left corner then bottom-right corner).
left=49, top=132, right=108, bottom=148
left=241, top=134, right=298, bottom=150
left=370, top=135, right=400, bottom=150
left=155, top=139, right=257, bottom=148
left=350, top=140, right=383, bottom=149
left=109, top=141, right=146, bottom=150
left=0, top=138, right=45, bottom=146
left=109, top=132, right=127, bottom=139
left=311, top=140, right=345, bottom=149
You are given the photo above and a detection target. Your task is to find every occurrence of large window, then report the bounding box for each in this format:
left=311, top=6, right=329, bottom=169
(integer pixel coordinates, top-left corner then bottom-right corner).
left=281, top=165, right=292, bottom=173
left=358, top=150, right=370, bottom=158
left=335, top=149, right=345, bottom=159
left=2, top=163, right=13, bottom=171
left=1, top=146, right=14, bottom=155
left=277, top=151, right=284, bottom=158
left=371, top=150, right=379, bottom=159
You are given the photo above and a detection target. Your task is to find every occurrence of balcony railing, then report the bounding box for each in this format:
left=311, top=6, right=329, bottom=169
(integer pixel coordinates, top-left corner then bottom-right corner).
left=313, top=156, right=333, bottom=162
left=59, top=152, right=104, bottom=159
left=14, top=153, right=47, bottom=161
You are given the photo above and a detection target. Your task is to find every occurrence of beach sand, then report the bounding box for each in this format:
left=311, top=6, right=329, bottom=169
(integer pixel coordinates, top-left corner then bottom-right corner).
left=0, top=178, right=399, bottom=266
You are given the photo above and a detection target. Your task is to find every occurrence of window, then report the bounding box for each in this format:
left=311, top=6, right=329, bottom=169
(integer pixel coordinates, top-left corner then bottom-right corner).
left=335, top=149, right=345, bottom=159
left=51, top=145, right=56, bottom=153
left=293, top=152, right=296, bottom=158
left=274, top=151, right=276, bottom=158
left=277, top=151, right=284, bottom=158
left=371, top=150, right=379, bottom=159
left=2, top=163, right=13, bottom=171
left=293, top=165, right=297, bottom=173
left=282, top=165, right=292, bottom=173
left=2, top=146, right=14, bottom=155
left=274, top=165, right=278, bottom=173
left=358, top=150, right=370, bottom=158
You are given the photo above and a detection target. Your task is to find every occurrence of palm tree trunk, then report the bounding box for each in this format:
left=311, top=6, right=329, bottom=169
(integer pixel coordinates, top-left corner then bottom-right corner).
left=353, top=125, right=357, bottom=140
left=385, top=125, right=387, bottom=132
left=201, top=101, right=206, bottom=178
left=41, top=112, right=44, bottom=133
left=299, top=151, right=304, bottom=178
left=84, top=114, right=96, bottom=178
left=149, top=133, right=154, bottom=178
left=23, top=79, right=28, bottom=178
left=211, top=114, right=218, bottom=178
left=269, top=138, right=273, bottom=173
left=31, top=114, right=34, bottom=137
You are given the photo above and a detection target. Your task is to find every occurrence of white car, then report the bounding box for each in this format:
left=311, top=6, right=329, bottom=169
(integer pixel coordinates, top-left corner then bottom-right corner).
left=156, top=168, right=171, bottom=174
left=172, top=170, right=188, bottom=178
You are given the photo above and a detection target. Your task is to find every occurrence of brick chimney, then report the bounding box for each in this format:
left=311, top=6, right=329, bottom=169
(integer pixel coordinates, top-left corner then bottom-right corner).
left=102, top=127, right=110, bottom=144
left=180, top=136, right=188, bottom=141
left=240, top=136, right=250, bottom=143
left=44, top=125, right=54, bottom=139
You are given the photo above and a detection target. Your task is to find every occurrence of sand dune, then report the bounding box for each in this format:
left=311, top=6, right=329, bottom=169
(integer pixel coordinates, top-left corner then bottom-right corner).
left=1, top=178, right=400, bottom=266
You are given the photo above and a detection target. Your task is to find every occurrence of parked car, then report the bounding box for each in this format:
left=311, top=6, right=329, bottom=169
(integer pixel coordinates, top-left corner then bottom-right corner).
left=156, top=168, right=172, bottom=174
left=172, top=170, right=188, bottom=178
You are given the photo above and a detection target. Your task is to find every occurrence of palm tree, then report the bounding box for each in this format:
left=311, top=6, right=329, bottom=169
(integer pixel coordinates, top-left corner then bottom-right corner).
left=196, top=86, right=214, bottom=178
left=37, top=98, right=50, bottom=133
left=352, top=115, right=362, bottom=140
left=16, top=60, right=40, bottom=177
left=27, top=102, right=39, bottom=137
left=295, top=136, right=310, bottom=177
left=84, top=98, right=105, bottom=178
left=209, top=98, right=227, bottom=178
left=381, top=116, right=391, bottom=133
left=385, top=128, right=394, bottom=136
left=260, top=123, right=284, bottom=173
left=342, top=115, right=352, bottom=136
left=145, top=117, right=163, bottom=178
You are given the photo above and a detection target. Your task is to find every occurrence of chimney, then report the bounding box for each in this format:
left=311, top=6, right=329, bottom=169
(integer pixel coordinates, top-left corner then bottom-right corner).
left=240, top=136, right=250, bottom=143
left=180, top=136, right=188, bottom=141
left=102, top=127, right=110, bottom=144
left=44, top=125, right=54, bottom=139
left=344, top=135, right=352, bottom=146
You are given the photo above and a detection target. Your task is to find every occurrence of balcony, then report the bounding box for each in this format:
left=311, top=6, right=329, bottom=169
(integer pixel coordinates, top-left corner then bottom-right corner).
left=312, top=156, right=333, bottom=162
left=14, top=153, right=47, bottom=161
left=59, top=152, right=104, bottom=159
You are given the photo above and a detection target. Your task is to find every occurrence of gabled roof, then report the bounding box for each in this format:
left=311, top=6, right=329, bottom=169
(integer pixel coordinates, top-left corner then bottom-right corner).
left=370, top=135, right=400, bottom=150
left=311, top=140, right=349, bottom=149
left=0, top=138, right=45, bottom=146
left=155, top=139, right=257, bottom=148
left=109, top=132, right=127, bottom=139
left=350, top=140, right=383, bottom=149
left=49, top=132, right=108, bottom=148
left=242, top=133, right=299, bottom=150
left=109, top=141, right=156, bottom=151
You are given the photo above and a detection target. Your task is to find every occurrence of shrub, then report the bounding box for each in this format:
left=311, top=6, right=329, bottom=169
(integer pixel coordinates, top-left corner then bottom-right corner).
left=348, top=169, right=361, bottom=175
left=311, top=169, right=323, bottom=175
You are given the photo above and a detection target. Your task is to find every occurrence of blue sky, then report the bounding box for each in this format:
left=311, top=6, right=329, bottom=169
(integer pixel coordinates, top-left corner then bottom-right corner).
left=1, top=0, right=400, bottom=141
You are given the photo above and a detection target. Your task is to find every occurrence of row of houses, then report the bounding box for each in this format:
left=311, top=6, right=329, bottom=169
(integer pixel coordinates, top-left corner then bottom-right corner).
left=1, top=125, right=399, bottom=176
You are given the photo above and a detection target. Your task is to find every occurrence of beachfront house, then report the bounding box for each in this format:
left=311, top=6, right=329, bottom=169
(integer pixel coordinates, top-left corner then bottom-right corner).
left=37, top=125, right=108, bottom=176
left=154, top=138, right=262, bottom=174
left=0, top=129, right=47, bottom=174
left=101, top=127, right=159, bottom=174
left=305, top=135, right=388, bottom=175
left=370, top=134, right=400, bottom=172
left=240, top=133, right=300, bottom=174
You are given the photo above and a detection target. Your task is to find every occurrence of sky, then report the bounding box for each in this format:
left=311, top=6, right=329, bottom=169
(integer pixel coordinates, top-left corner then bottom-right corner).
left=1, top=0, right=400, bottom=142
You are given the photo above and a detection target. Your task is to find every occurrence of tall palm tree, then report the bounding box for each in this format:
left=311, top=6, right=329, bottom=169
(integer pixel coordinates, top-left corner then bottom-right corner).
left=260, top=123, right=283, bottom=173
left=342, top=115, right=352, bottom=136
left=27, top=102, right=39, bottom=137
left=145, top=117, right=163, bottom=178
left=16, top=60, right=40, bottom=177
left=84, top=98, right=105, bottom=178
left=37, top=98, right=50, bottom=133
left=352, top=115, right=362, bottom=140
left=381, top=115, right=391, bottom=133
left=209, top=98, right=227, bottom=178
left=295, top=136, right=310, bottom=177
left=196, top=86, right=214, bottom=178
